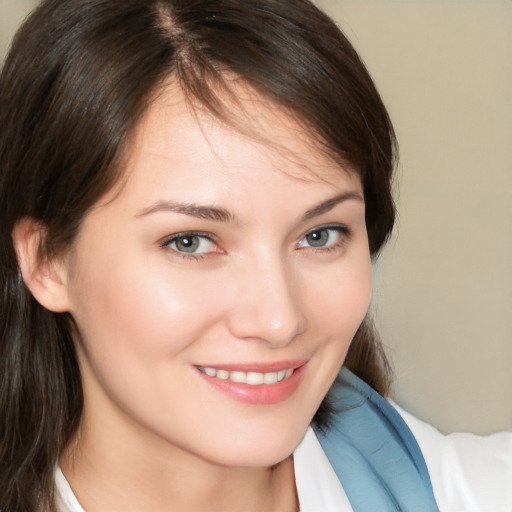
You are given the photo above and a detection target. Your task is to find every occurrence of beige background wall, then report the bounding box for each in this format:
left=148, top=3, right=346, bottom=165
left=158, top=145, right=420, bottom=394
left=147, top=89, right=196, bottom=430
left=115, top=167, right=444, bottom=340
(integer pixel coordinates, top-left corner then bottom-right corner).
left=2, top=0, right=511, bottom=434
left=317, top=0, right=512, bottom=435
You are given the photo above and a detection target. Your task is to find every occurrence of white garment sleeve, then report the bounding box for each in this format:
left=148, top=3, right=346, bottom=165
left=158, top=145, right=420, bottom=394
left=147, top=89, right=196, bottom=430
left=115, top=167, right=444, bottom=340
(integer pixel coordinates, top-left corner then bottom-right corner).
left=395, top=404, right=512, bottom=512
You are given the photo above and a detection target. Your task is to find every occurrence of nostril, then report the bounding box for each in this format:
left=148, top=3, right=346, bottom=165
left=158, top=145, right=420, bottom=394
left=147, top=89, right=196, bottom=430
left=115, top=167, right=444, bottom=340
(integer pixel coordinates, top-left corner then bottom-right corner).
left=225, top=304, right=306, bottom=347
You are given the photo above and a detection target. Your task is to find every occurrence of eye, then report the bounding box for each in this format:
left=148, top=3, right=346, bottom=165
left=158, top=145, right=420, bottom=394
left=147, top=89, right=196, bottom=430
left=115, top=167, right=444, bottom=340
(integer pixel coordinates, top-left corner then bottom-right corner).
left=161, top=232, right=217, bottom=255
left=297, top=225, right=349, bottom=250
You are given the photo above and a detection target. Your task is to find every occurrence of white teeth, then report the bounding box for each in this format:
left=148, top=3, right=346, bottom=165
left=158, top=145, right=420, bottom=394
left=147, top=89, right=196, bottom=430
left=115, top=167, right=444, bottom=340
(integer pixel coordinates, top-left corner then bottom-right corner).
left=198, top=366, right=294, bottom=385
left=246, top=372, right=264, bottom=385
left=204, top=367, right=217, bottom=377
left=216, top=369, right=229, bottom=380
left=263, top=372, right=278, bottom=384
left=230, top=371, right=246, bottom=383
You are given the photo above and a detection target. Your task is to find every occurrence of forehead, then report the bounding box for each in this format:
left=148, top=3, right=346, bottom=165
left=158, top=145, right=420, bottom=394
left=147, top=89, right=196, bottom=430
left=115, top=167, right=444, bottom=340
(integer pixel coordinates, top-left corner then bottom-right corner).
left=146, top=80, right=353, bottom=168
left=105, top=81, right=361, bottom=209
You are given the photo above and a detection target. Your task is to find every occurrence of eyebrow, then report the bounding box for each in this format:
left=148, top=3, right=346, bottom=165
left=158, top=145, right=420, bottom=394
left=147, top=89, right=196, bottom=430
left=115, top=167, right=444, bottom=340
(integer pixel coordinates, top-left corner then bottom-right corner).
left=136, top=190, right=363, bottom=224
left=136, top=201, right=237, bottom=223
left=301, top=191, right=364, bottom=222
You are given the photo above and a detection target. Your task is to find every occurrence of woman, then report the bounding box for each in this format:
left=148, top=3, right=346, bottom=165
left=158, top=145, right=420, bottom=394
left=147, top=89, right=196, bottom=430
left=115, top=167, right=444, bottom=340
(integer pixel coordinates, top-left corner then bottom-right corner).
left=0, top=1, right=509, bottom=511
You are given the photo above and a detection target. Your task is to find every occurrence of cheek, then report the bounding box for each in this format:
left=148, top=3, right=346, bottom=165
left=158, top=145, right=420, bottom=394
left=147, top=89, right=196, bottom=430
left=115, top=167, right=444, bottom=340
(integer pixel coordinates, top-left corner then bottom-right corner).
left=68, top=255, right=226, bottom=372
left=310, top=255, right=373, bottom=337
left=67, top=258, right=230, bottom=437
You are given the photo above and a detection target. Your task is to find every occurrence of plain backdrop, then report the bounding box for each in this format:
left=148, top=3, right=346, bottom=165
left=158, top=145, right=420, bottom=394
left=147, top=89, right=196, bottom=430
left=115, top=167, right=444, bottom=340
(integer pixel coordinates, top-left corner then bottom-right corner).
left=1, top=0, right=511, bottom=435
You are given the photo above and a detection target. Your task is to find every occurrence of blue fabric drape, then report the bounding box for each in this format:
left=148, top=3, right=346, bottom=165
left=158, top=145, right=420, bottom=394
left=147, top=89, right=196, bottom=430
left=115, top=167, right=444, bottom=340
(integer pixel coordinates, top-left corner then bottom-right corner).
left=315, top=368, right=439, bottom=512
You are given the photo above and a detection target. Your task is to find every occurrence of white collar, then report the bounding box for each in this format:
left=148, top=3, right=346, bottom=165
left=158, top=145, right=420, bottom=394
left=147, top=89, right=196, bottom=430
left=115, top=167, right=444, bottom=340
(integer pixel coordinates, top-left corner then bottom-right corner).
left=55, top=427, right=352, bottom=512
left=55, top=466, right=85, bottom=512
left=294, top=427, right=353, bottom=511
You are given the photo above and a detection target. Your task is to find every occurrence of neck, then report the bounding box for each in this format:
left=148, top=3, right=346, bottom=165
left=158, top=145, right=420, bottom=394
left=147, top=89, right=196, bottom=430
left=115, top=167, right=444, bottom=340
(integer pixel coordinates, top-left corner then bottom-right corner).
left=59, top=409, right=298, bottom=512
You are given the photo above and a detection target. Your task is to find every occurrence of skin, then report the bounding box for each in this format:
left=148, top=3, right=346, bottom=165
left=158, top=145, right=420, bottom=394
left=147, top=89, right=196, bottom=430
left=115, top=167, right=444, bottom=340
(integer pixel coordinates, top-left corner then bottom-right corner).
left=20, top=83, right=373, bottom=511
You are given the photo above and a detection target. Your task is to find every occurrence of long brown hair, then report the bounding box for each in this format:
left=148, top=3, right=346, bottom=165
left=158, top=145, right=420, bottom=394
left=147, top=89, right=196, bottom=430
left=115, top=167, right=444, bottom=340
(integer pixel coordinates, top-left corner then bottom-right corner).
left=0, top=0, right=396, bottom=509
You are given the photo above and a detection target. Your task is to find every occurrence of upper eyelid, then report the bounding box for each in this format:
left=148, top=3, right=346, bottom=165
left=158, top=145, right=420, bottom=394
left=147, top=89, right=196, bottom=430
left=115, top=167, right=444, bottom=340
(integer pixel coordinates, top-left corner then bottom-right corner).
left=301, top=223, right=350, bottom=237
left=160, top=232, right=220, bottom=259
left=160, top=231, right=216, bottom=245
left=296, top=224, right=351, bottom=249
left=159, top=224, right=350, bottom=245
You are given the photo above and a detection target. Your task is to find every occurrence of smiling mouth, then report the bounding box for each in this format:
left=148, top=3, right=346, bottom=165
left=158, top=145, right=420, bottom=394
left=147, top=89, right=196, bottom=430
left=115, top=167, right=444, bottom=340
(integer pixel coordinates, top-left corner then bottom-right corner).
left=197, top=366, right=294, bottom=385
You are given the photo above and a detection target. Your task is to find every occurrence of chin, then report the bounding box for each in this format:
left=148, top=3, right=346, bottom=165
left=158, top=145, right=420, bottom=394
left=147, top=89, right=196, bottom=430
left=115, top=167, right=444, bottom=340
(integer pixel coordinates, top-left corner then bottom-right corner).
left=199, top=421, right=310, bottom=469
left=210, top=444, right=297, bottom=469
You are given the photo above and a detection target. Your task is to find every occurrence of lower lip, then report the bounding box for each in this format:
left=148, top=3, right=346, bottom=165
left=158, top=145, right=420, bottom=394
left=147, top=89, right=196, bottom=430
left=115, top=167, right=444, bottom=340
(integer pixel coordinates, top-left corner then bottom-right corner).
left=196, top=364, right=307, bottom=405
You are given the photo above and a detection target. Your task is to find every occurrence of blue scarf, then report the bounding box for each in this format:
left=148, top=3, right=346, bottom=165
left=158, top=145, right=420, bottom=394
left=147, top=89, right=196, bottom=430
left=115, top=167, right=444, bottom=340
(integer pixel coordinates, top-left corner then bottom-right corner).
left=315, top=368, right=439, bottom=511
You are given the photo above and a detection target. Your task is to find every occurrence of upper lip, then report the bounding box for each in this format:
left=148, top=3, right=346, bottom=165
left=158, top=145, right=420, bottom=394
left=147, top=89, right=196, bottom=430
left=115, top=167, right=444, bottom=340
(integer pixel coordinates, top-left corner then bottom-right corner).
left=195, top=360, right=307, bottom=373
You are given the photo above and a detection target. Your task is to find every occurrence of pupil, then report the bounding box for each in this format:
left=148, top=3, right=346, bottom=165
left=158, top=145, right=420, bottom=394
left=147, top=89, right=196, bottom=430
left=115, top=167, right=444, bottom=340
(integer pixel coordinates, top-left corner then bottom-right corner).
left=177, top=236, right=199, bottom=252
left=307, top=229, right=328, bottom=247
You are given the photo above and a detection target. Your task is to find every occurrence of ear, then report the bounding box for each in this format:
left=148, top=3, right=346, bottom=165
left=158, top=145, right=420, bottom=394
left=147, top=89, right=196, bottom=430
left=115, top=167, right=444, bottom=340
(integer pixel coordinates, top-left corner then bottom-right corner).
left=12, top=218, right=72, bottom=313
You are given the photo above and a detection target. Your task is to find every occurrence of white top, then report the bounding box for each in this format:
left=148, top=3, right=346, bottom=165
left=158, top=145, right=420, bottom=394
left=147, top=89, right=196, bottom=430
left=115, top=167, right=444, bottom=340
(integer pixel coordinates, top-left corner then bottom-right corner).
left=397, top=405, right=512, bottom=512
left=55, top=408, right=512, bottom=512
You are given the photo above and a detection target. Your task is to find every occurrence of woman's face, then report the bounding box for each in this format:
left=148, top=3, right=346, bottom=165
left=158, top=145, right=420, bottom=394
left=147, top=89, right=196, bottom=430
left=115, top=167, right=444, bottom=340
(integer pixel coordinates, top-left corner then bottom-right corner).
left=62, top=83, right=372, bottom=468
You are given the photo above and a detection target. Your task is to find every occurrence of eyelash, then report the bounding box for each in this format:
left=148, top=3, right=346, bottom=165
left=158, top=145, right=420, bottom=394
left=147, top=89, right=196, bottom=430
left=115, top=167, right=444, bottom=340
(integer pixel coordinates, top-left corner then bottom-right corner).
left=297, top=225, right=351, bottom=254
left=160, top=231, right=218, bottom=261
left=160, top=224, right=351, bottom=261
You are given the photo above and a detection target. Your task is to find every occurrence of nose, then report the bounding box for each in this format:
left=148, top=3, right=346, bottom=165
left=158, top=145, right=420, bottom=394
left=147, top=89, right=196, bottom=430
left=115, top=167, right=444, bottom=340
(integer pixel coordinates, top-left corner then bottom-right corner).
left=225, top=257, right=307, bottom=347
